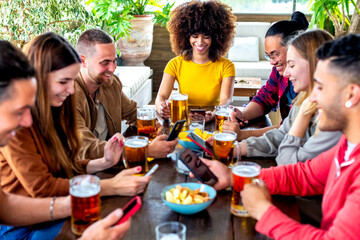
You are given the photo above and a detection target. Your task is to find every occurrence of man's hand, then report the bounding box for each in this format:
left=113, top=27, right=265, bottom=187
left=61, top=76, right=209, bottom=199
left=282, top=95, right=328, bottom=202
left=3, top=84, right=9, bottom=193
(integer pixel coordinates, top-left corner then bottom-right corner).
left=189, top=158, right=232, bottom=191
left=241, top=180, right=272, bottom=220
left=103, top=133, right=124, bottom=168
left=80, top=209, right=131, bottom=240
left=148, top=135, right=178, bottom=158
left=110, top=167, right=150, bottom=196
left=159, top=101, right=171, bottom=120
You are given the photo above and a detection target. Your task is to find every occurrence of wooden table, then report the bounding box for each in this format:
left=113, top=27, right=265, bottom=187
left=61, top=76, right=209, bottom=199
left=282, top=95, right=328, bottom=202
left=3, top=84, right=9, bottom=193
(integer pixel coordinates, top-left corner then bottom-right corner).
left=233, top=77, right=262, bottom=99
left=56, top=116, right=299, bottom=240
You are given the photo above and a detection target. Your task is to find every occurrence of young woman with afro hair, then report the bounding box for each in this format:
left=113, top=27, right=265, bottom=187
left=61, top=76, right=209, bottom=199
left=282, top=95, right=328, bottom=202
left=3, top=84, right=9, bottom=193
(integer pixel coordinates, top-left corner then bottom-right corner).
left=155, top=0, right=237, bottom=122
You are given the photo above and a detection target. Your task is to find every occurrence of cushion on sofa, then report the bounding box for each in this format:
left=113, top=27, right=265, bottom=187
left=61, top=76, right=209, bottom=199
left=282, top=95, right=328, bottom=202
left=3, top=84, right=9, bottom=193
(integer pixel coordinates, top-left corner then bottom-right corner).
left=114, top=66, right=151, bottom=97
left=228, top=37, right=259, bottom=62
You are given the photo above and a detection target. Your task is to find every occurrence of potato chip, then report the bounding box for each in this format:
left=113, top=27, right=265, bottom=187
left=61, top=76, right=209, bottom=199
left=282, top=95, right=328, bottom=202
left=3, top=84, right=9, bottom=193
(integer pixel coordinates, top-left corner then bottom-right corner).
left=164, top=185, right=210, bottom=204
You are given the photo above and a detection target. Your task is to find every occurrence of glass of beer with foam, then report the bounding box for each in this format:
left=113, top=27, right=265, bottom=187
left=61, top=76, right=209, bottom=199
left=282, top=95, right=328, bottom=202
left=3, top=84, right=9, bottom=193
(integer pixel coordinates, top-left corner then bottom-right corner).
left=170, top=93, right=188, bottom=126
left=231, top=162, right=261, bottom=217
left=214, top=105, right=234, bottom=131
left=70, top=175, right=101, bottom=235
left=123, top=136, right=149, bottom=175
left=137, top=107, right=157, bottom=141
left=213, top=130, right=237, bottom=167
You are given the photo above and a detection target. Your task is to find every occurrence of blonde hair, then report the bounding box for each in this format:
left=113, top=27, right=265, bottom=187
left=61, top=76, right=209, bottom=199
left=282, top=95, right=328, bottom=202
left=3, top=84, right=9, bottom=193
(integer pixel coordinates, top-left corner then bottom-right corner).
left=23, top=32, right=84, bottom=177
left=289, top=30, right=333, bottom=115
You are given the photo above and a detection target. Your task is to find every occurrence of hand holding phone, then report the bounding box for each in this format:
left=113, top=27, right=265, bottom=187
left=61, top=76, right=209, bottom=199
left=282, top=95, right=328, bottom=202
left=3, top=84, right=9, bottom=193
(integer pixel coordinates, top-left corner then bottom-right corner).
left=187, top=132, right=214, bottom=155
left=167, top=119, right=186, bottom=141
left=179, top=148, right=218, bottom=186
left=116, top=196, right=142, bottom=225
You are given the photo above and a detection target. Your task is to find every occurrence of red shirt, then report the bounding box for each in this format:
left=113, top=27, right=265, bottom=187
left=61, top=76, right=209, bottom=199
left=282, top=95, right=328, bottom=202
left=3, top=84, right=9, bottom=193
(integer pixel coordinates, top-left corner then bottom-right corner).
left=257, top=135, right=360, bottom=239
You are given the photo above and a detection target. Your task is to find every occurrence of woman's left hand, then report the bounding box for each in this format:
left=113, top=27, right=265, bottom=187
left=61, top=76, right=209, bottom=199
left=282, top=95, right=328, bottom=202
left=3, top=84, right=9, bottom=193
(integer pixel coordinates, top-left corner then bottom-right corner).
left=104, top=133, right=124, bottom=168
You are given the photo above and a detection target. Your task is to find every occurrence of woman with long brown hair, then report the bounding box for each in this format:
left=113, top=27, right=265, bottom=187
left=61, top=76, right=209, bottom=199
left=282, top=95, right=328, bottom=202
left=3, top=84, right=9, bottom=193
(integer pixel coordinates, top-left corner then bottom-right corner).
left=0, top=33, right=150, bottom=198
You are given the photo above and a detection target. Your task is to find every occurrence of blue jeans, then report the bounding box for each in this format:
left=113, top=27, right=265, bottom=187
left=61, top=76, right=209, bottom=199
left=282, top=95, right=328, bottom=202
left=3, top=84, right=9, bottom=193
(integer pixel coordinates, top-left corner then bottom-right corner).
left=0, top=220, right=64, bottom=240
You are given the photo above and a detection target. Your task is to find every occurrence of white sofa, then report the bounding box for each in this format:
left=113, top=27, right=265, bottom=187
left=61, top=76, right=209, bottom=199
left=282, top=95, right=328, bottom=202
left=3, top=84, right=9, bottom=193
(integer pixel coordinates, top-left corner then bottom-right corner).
left=227, top=22, right=273, bottom=81
left=114, top=66, right=152, bottom=132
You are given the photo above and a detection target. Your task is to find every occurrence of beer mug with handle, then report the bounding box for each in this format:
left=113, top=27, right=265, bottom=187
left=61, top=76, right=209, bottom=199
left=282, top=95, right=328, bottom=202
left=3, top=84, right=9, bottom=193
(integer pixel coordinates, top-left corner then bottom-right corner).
left=231, top=162, right=261, bottom=217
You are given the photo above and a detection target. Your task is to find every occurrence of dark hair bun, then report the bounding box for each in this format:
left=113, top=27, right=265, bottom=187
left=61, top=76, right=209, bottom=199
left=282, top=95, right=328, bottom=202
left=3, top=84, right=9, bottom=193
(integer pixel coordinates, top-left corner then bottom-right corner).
left=291, top=11, right=309, bottom=31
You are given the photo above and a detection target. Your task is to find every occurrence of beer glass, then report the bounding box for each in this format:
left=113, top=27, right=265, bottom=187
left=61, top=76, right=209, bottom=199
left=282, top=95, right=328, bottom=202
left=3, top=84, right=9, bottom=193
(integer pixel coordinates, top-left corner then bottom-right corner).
left=123, top=136, right=149, bottom=175
left=213, top=130, right=237, bottom=167
left=231, top=162, right=261, bottom=217
left=214, top=105, right=234, bottom=131
left=70, top=175, right=101, bottom=235
left=155, top=221, right=186, bottom=240
left=137, top=107, right=157, bottom=141
left=170, top=93, right=188, bottom=126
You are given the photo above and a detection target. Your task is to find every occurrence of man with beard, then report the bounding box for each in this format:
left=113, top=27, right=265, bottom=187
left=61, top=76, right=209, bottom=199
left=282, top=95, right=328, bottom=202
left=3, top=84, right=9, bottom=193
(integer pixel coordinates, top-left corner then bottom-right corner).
left=0, top=40, right=130, bottom=240
left=75, top=29, right=178, bottom=160
left=193, top=34, right=360, bottom=239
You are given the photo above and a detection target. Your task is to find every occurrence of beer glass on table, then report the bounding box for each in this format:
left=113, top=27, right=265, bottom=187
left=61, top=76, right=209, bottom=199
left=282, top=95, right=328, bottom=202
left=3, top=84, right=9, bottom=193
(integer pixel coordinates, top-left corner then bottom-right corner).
left=123, top=136, right=149, bottom=175
left=137, top=107, right=157, bottom=141
left=170, top=93, right=188, bottom=126
left=213, top=130, right=237, bottom=167
left=70, top=175, right=101, bottom=235
left=214, top=105, right=234, bottom=131
left=231, top=162, right=261, bottom=217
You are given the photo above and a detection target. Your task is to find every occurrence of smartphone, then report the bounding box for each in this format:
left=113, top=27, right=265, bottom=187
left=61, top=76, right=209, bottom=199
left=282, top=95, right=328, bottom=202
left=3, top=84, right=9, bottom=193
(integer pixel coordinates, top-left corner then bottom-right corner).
left=190, top=109, right=206, bottom=117
left=187, top=132, right=214, bottom=156
left=144, top=164, right=159, bottom=177
left=167, top=119, right=186, bottom=141
left=116, top=196, right=142, bottom=225
left=179, top=148, right=218, bottom=186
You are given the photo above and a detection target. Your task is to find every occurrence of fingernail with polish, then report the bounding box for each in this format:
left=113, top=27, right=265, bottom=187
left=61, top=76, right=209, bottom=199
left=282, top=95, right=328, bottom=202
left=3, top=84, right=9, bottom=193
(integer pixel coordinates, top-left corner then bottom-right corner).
left=136, top=166, right=142, bottom=172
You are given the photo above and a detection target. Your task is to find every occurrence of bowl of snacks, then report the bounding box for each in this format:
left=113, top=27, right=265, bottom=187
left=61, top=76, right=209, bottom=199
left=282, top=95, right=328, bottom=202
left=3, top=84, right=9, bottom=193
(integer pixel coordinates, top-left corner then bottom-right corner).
left=161, top=182, right=216, bottom=215
left=177, top=128, right=213, bottom=151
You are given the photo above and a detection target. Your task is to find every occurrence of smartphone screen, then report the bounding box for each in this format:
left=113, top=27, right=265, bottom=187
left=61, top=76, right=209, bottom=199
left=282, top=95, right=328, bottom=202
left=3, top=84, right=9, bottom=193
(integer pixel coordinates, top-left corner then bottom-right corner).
left=167, top=119, right=186, bottom=141
left=190, top=109, right=206, bottom=117
left=116, top=196, right=142, bottom=225
left=187, top=132, right=214, bottom=155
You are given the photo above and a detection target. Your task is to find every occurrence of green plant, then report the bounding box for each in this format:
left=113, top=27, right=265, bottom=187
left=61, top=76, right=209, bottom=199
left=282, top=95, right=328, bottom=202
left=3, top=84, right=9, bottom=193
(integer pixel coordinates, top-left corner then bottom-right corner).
left=309, top=0, right=360, bottom=37
left=86, top=0, right=175, bottom=41
left=0, top=0, right=99, bottom=47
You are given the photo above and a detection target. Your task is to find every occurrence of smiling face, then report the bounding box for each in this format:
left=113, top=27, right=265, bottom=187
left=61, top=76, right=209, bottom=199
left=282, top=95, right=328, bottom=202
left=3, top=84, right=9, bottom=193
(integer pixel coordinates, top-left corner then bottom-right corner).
left=310, top=60, right=345, bottom=132
left=0, top=78, right=36, bottom=146
left=264, top=35, right=288, bottom=75
left=190, top=33, right=212, bottom=57
left=48, top=63, right=80, bottom=107
left=83, top=43, right=117, bottom=86
left=283, top=45, right=311, bottom=93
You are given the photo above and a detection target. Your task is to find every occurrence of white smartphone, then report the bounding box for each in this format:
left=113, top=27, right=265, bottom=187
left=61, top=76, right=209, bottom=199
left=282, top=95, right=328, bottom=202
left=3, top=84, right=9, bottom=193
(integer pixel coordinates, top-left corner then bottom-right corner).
left=145, top=164, right=159, bottom=177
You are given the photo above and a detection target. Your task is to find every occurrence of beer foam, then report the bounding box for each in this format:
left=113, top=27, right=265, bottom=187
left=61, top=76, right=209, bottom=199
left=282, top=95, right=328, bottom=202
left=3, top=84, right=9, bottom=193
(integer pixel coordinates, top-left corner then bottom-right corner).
left=214, top=132, right=236, bottom=141
left=70, top=183, right=100, bottom=198
left=125, top=139, right=148, bottom=148
left=216, top=110, right=230, bottom=117
left=232, top=165, right=260, bottom=178
left=170, top=93, right=188, bottom=101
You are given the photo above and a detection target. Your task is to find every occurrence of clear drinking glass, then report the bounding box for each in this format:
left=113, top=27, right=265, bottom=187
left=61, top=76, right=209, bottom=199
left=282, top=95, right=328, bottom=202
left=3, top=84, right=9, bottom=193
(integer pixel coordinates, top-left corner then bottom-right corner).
left=155, top=221, right=186, bottom=240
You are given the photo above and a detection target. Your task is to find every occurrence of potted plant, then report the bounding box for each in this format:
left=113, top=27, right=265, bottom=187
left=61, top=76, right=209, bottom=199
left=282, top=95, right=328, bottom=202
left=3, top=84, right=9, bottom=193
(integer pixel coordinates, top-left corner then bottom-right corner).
left=309, top=0, right=360, bottom=37
left=87, top=0, right=174, bottom=66
left=0, top=0, right=98, bottom=47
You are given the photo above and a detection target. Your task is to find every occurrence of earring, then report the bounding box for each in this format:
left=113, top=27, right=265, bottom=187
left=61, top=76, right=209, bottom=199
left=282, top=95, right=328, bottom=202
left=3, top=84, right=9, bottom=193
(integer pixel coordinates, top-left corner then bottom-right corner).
left=345, top=101, right=352, bottom=108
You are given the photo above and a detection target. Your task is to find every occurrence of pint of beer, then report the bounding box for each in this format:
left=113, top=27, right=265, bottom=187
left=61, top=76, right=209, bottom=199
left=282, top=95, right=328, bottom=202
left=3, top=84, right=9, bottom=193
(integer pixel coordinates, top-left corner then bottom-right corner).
left=215, top=105, right=234, bottom=131
left=213, top=130, right=237, bottom=166
left=70, top=175, right=101, bottom=235
left=137, top=107, right=157, bottom=141
left=123, top=136, right=149, bottom=174
left=170, top=93, right=188, bottom=125
left=231, top=162, right=261, bottom=217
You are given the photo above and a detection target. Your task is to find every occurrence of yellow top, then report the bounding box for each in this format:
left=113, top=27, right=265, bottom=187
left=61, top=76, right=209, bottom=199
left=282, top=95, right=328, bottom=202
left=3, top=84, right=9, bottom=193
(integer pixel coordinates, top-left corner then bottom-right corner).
left=164, top=56, right=235, bottom=106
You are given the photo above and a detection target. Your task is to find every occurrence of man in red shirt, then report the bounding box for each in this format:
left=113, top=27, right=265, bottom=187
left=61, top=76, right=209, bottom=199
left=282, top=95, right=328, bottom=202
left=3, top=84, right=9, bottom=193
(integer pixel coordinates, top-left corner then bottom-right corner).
left=200, top=34, right=360, bottom=239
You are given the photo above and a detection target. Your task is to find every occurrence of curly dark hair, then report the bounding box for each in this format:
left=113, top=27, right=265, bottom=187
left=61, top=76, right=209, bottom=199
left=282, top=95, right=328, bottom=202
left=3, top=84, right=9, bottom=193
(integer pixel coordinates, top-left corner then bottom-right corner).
left=167, top=0, right=236, bottom=62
